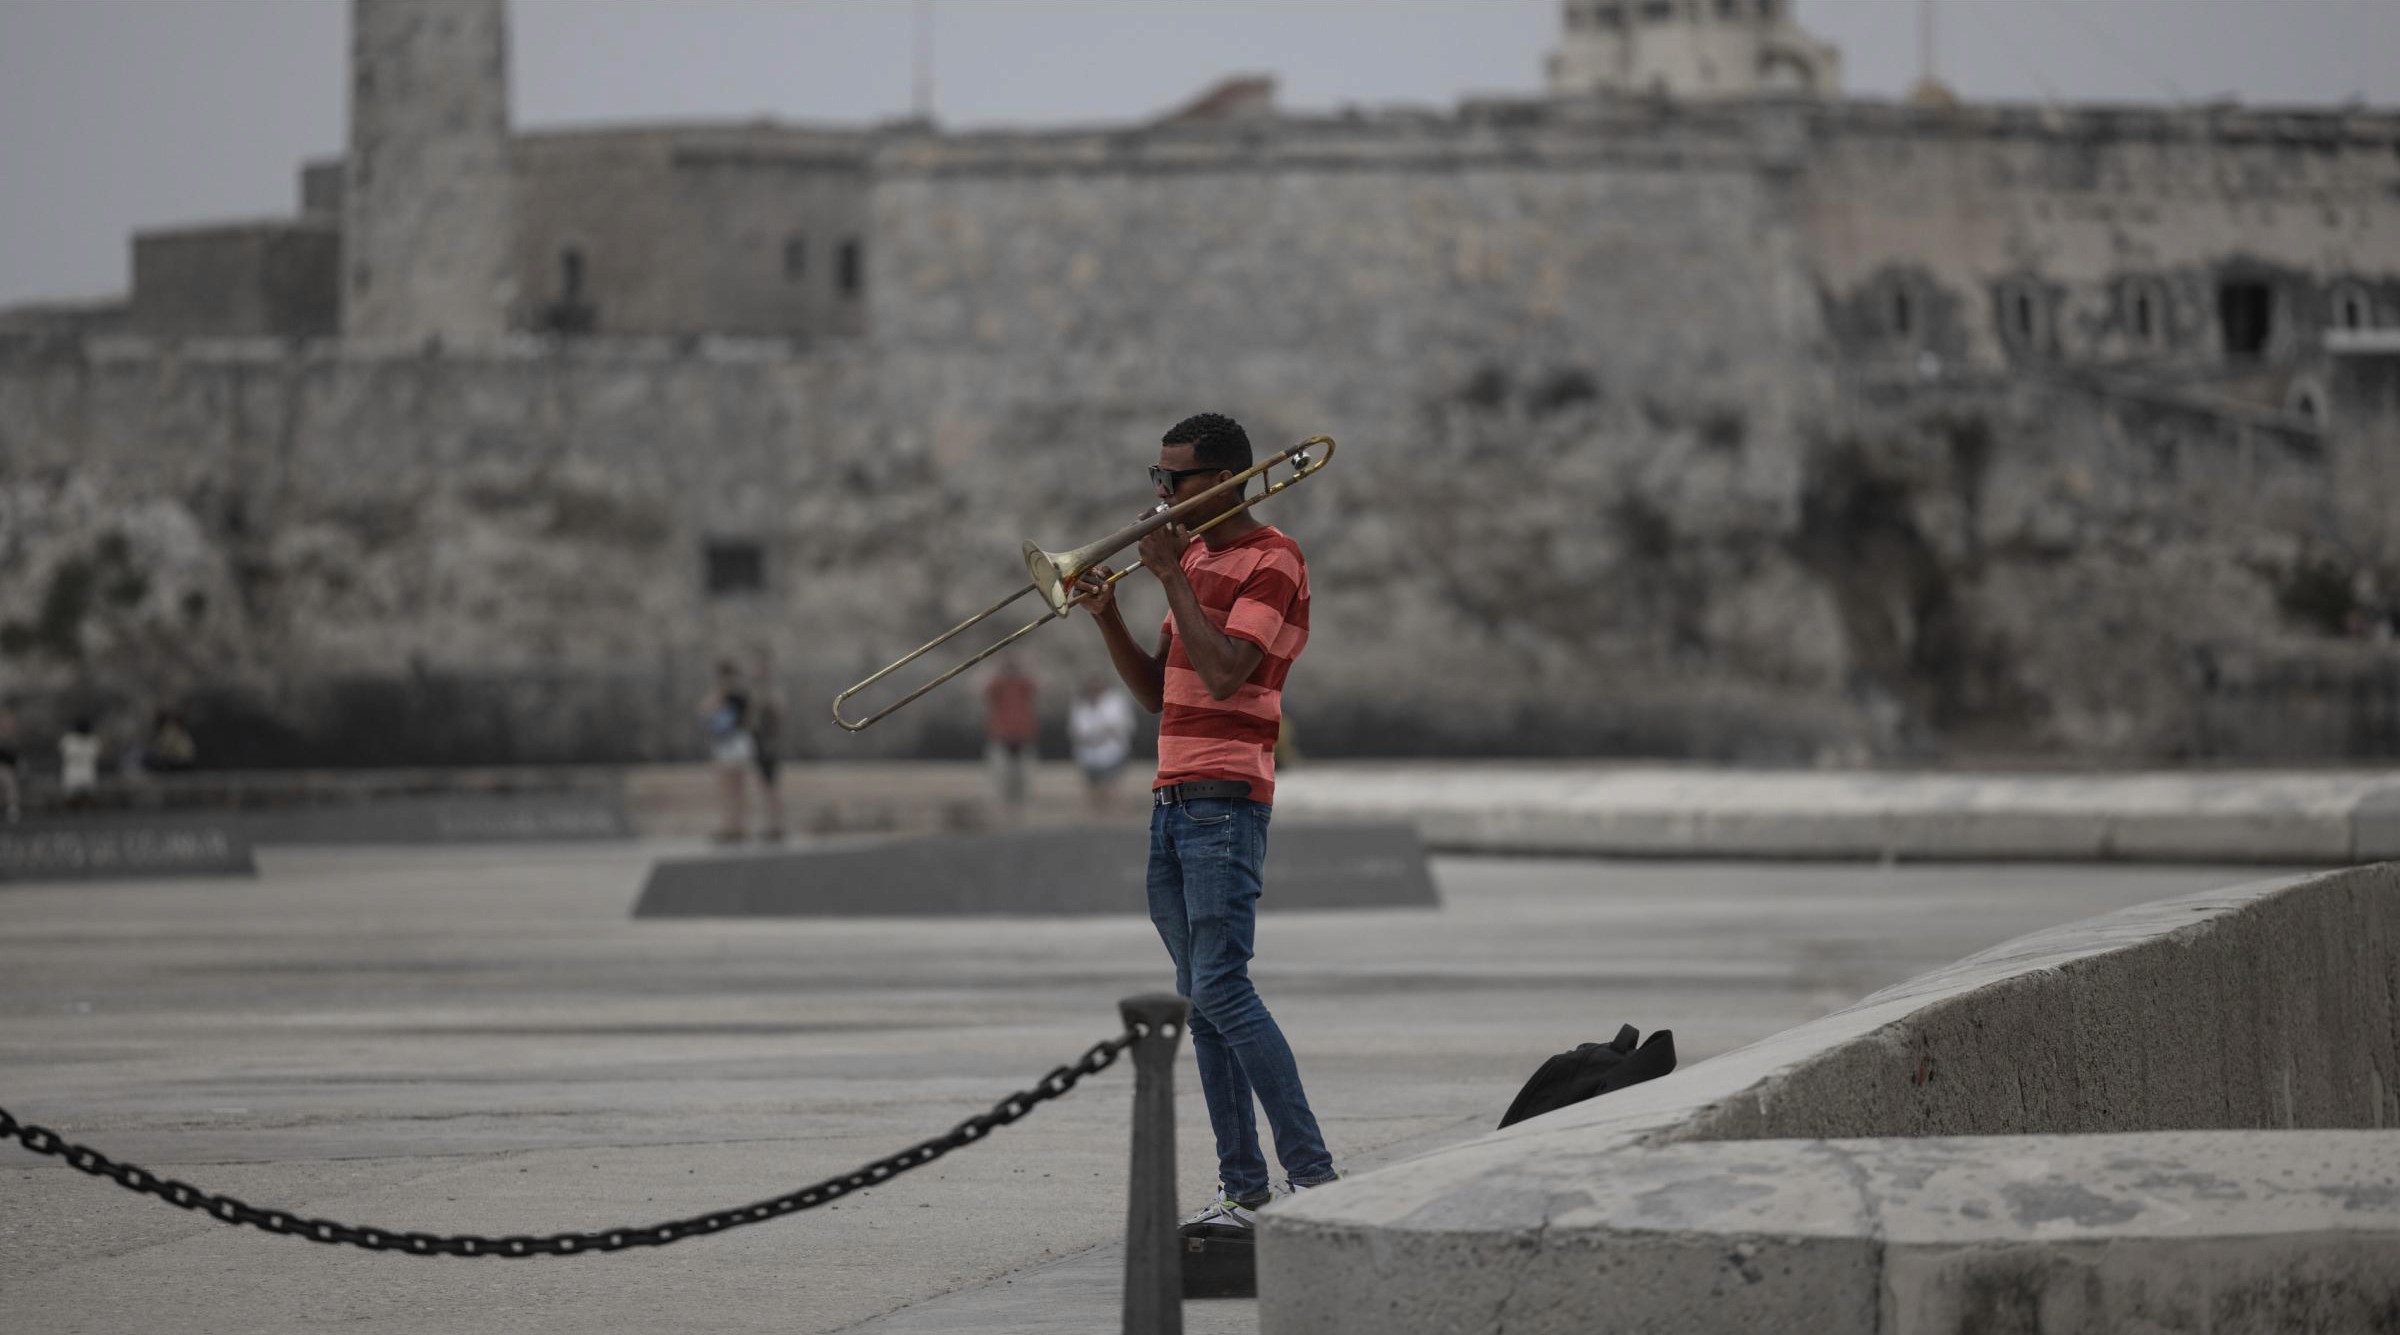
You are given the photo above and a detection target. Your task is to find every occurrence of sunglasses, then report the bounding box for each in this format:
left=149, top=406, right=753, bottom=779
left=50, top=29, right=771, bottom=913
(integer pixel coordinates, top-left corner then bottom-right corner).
left=1148, top=465, right=1225, bottom=490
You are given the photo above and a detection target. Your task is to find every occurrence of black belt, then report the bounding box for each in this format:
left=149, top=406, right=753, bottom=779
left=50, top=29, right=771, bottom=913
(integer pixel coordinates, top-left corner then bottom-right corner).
left=1153, top=780, right=1253, bottom=807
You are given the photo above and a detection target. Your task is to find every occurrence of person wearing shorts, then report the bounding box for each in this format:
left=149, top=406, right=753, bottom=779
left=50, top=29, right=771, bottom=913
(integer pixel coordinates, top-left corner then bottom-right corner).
left=698, top=661, right=754, bottom=841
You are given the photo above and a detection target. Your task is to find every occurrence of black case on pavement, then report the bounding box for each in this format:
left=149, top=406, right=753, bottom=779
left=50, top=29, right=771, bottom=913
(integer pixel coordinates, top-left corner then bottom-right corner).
left=1182, top=1230, right=1257, bottom=1298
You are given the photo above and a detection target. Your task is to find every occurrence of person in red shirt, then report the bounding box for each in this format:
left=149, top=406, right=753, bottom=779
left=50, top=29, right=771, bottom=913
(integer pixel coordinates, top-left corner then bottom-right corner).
left=982, top=657, right=1039, bottom=815
left=1074, top=412, right=1337, bottom=1237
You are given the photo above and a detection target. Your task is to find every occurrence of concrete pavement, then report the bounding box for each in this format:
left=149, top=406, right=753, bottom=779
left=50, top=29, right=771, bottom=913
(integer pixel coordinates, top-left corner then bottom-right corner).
left=0, top=833, right=2314, bottom=1334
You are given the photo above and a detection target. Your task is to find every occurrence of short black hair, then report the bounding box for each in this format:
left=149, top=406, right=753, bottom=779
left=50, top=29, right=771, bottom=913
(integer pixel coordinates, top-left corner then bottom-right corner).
left=1162, top=412, right=1251, bottom=476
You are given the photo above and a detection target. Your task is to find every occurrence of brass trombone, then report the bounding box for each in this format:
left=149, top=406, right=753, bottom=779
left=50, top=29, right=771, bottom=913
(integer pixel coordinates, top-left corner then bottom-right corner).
left=830, top=435, right=1335, bottom=732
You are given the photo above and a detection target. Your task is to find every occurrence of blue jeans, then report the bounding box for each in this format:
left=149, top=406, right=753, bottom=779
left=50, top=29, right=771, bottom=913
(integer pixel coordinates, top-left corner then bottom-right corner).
left=1146, top=797, right=1335, bottom=1200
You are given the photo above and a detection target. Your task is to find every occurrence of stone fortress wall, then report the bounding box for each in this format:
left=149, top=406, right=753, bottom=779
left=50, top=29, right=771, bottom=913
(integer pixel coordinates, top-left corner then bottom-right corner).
left=290, top=123, right=876, bottom=342
left=509, top=125, right=873, bottom=339
left=2, top=0, right=2397, bottom=767
left=1803, top=103, right=2400, bottom=385
left=129, top=221, right=340, bottom=341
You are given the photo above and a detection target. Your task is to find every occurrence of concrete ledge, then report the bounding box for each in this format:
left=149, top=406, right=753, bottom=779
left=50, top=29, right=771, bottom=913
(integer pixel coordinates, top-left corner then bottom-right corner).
left=1269, top=1132, right=2400, bottom=1335
left=1262, top=863, right=2400, bottom=1334
left=1274, top=766, right=2400, bottom=863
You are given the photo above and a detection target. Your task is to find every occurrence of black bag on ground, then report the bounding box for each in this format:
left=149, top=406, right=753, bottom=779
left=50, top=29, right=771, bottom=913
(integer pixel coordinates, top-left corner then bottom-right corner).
left=1182, top=1231, right=1255, bottom=1300
left=1496, top=1024, right=1677, bottom=1129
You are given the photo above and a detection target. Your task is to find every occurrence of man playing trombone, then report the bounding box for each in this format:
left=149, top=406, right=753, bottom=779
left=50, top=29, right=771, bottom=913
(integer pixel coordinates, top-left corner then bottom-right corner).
left=1073, top=412, right=1340, bottom=1238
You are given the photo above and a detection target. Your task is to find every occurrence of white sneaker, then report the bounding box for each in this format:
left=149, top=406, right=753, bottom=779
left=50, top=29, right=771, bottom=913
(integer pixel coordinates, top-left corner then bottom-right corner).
left=1180, top=1193, right=1264, bottom=1235
left=1273, top=1172, right=1340, bottom=1206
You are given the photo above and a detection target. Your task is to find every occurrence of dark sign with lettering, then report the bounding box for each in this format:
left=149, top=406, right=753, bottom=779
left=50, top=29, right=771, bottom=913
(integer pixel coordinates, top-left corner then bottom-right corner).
left=0, top=819, right=257, bottom=883
left=242, top=796, right=632, bottom=845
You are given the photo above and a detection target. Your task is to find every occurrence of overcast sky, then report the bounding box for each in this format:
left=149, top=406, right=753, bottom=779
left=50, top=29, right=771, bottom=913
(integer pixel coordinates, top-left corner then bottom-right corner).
left=2, top=0, right=2394, bottom=308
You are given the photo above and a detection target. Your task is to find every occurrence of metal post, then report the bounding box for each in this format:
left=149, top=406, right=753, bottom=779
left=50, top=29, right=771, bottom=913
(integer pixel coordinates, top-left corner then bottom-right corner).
left=1120, top=992, right=1189, bottom=1335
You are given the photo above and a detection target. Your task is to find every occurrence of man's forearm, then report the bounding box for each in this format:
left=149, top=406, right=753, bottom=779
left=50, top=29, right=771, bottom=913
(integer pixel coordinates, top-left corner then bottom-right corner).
left=1159, top=571, right=1255, bottom=699
left=1093, top=609, right=1166, bottom=713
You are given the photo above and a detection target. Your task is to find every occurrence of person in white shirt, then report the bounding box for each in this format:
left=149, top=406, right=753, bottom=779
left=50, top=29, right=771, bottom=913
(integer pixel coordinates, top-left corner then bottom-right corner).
left=59, top=716, right=102, bottom=810
left=1068, top=676, right=1136, bottom=814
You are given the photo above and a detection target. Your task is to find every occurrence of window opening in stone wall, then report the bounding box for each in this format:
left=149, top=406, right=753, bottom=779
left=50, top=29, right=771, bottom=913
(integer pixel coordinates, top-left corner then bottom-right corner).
left=839, top=238, right=862, bottom=297
left=1759, top=50, right=1811, bottom=91
left=784, top=235, right=807, bottom=282
left=1715, top=0, right=1740, bottom=18
left=1640, top=0, right=1673, bottom=21
left=704, top=540, right=766, bottom=597
left=543, top=246, right=596, bottom=335
left=2218, top=280, right=2272, bottom=358
left=2334, top=285, right=2371, bottom=331
left=1890, top=283, right=1915, bottom=340
left=1756, top=0, right=1779, bottom=16
left=2121, top=278, right=2168, bottom=350
left=1594, top=1, right=1623, bottom=25
left=1996, top=281, right=2044, bottom=353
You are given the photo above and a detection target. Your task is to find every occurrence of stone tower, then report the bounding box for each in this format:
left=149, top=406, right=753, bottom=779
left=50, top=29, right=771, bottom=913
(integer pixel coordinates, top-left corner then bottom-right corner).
left=342, top=0, right=516, bottom=343
left=1547, top=0, right=1841, bottom=101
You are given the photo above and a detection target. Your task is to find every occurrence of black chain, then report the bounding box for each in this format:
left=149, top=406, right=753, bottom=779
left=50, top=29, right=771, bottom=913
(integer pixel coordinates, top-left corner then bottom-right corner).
left=0, top=1026, right=1139, bottom=1259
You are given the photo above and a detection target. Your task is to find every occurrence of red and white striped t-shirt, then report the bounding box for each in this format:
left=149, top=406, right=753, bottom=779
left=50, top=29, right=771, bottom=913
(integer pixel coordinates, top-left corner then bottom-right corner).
left=1156, top=525, right=1309, bottom=806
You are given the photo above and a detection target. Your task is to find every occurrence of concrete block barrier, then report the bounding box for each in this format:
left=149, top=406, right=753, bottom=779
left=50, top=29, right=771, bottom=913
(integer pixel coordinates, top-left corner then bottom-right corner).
left=1261, top=863, right=2400, bottom=1334
left=1272, top=767, right=2400, bottom=863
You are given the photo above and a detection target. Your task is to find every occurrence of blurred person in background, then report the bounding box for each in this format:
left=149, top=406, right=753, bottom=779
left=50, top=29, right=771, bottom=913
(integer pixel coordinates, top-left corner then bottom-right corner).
left=59, top=716, right=103, bottom=811
left=1069, top=674, right=1136, bottom=814
left=144, top=707, right=198, bottom=773
left=748, top=652, right=786, bottom=843
left=698, top=661, right=754, bottom=842
left=0, top=706, right=20, bottom=823
left=983, top=657, right=1039, bottom=818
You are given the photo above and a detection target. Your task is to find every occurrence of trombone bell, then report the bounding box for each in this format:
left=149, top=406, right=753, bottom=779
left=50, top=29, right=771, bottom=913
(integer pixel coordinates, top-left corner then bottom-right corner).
left=1023, top=501, right=1170, bottom=616
left=1024, top=541, right=1077, bottom=617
